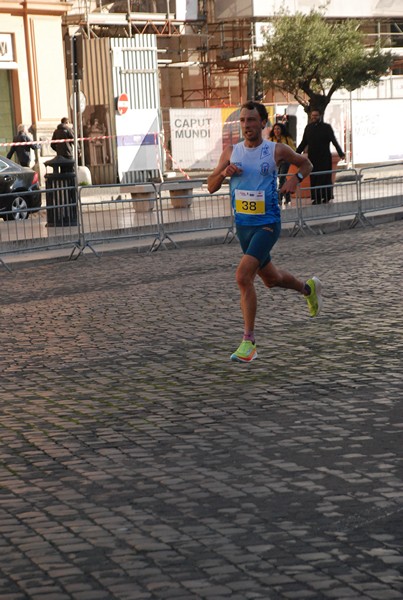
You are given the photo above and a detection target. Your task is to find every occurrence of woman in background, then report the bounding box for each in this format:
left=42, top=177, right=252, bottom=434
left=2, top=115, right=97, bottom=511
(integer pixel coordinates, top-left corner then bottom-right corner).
left=269, top=122, right=296, bottom=205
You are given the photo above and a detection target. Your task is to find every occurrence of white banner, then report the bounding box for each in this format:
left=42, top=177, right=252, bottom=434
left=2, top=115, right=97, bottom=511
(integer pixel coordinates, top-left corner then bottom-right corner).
left=115, top=109, right=162, bottom=181
left=170, top=108, right=223, bottom=170
left=352, top=99, right=403, bottom=163
left=325, top=101, right=345, bottom=155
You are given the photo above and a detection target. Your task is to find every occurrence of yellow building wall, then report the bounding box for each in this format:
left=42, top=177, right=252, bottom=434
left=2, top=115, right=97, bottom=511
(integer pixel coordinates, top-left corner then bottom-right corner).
left=30, top=16, right=69, bottom=128
left=1, top=8, right=69, bottom=136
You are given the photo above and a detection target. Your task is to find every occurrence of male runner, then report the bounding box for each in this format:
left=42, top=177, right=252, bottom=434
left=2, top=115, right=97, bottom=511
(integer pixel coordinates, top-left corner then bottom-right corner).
left=207, top=101, right=322, bottom=363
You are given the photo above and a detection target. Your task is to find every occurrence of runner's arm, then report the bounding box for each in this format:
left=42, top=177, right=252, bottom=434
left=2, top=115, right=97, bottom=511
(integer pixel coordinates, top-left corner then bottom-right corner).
left=207, top=145, right=237, bottom=193
left=275, top=144, right=312, bottom=195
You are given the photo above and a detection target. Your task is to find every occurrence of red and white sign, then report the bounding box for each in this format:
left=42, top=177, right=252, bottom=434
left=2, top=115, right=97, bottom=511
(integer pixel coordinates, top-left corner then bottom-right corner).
left=117, top=93, right=129, bottom=115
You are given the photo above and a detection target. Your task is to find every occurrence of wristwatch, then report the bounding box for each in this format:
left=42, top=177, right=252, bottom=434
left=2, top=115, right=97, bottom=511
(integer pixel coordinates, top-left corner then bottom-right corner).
left=296, top=172, right=304, bottom=182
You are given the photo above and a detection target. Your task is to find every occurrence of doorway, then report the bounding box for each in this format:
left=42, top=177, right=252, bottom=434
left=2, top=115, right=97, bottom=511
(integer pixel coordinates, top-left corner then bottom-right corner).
left=0, top=70, right=15, bottom=157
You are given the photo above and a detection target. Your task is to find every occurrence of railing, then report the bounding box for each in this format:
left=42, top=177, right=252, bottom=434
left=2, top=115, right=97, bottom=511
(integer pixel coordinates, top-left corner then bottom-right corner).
left=289, top=168, right=361, bottom=235
left=155, top=180, right=234, bottom=250
left=358, top=165, right=403, bottom=225
left=0, top=163, right=402, bottom=270
left=0, top=185, right=81, bottom=270
left=75, top=182, right=161, bottom=258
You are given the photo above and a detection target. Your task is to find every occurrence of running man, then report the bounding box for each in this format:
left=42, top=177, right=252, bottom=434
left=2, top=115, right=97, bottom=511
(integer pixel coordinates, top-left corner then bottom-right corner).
left=207, top=101, right=322, bottom=363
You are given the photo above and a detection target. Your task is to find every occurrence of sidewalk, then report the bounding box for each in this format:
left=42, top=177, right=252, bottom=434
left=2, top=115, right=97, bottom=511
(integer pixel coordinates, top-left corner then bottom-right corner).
left=0, top=220, right=402, bottom=599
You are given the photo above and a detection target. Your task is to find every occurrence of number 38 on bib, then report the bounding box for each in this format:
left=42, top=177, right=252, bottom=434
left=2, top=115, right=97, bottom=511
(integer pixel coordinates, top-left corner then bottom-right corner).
left=235, top=189, right=265, bottom=214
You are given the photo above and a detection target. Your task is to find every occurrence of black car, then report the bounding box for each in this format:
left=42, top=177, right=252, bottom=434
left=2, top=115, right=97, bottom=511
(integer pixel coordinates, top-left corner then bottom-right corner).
left=0, top=156, right=42, bottom=220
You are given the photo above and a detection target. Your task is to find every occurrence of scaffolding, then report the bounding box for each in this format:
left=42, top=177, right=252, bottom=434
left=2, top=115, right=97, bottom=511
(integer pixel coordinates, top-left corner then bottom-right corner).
left=63, top=2, right=403, bottom=107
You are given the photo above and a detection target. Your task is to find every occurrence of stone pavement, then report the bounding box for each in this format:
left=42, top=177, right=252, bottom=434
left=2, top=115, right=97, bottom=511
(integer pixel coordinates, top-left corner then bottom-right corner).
left=0, top=220, right=402, bottom=600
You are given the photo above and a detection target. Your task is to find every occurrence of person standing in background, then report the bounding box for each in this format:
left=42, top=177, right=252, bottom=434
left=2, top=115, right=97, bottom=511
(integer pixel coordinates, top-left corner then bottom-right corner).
left=296, top=109, right=345, bottom=205
left=268, top=122, right=296, bottom=206
left=51, top=117, right=74, bottom=160
left=7, top=124, right=39, bottom=167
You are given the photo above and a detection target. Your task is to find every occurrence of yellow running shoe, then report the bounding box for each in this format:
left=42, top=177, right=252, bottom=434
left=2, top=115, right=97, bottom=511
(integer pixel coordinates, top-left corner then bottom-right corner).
left=230, top=340, right=258, bottom=363
left=305, top=276, right=323, bottom=317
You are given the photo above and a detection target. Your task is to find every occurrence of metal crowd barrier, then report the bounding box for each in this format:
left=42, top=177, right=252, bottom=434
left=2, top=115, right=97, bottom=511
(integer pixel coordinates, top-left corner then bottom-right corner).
left=0, top=186, right=81, bottom=270
left=357, top=163, right=403, bottom=227
left=76, top=182, right=161, bottom=258
left=289, top=168, right=360, bottom=235
left=76, top=180, right=234, bottom=257
left=1, top=165, right=402, bottom=270
left=154, top=180, right=234, bottom=250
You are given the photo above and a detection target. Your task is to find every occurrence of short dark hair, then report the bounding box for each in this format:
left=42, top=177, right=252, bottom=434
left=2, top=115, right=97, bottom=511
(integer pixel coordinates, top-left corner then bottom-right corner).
left=241, top=101, right=268, bottom=122
left=61, top=117, right=70, bottom=124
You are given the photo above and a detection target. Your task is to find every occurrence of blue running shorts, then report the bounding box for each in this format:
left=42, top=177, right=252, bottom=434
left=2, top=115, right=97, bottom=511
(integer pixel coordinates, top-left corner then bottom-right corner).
left=236, top=222, right=281, bottom=268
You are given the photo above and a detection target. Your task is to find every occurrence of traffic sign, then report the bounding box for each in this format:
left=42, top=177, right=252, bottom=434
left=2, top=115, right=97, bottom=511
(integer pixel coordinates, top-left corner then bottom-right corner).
left=117, top=93, right=129, bottom=115
left=70, top=91, right=86, bottom=113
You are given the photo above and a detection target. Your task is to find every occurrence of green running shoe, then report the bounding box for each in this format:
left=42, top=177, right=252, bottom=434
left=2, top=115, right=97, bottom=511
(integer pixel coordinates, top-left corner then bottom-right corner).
left=305, top=276, right=323, bottom=317
left=230, top=340, right=258, bottom=363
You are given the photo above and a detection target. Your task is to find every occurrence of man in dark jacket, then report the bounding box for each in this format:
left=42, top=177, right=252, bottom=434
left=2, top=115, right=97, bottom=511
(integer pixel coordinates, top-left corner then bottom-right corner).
left=51, top=117, right=74, bottom=159
left=7, top=124, right=39, bottom=167
left=296, top=109, right=345, bottom=204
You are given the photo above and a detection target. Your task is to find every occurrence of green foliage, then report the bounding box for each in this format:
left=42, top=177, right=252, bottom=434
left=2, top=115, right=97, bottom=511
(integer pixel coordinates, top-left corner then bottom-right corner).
left=258, top=8, right=393, bottom=114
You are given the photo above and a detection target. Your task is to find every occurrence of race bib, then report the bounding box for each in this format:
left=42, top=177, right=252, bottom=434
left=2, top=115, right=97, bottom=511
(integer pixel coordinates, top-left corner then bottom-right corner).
left=235, top=189, right=265, bottom=215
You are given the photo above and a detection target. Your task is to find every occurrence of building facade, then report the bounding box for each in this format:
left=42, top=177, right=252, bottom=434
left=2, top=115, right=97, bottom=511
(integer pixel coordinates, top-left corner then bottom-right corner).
left=0, top=0, right=72, bottom=161
left=2, top=0, right=403, bottom=178
left=62, top=0, right=403, bottom=108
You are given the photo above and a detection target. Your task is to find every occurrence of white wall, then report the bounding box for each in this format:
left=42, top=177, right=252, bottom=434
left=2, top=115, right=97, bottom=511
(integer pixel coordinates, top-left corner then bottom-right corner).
left=175, top=0, right=199, bottom=20
left=251, top=0, right=403, bottom=18
left=333, top=76, right=403, bottom=101
left=216, top=0, right=403, bottom=19
left=31, top=17, right=69, bottom=124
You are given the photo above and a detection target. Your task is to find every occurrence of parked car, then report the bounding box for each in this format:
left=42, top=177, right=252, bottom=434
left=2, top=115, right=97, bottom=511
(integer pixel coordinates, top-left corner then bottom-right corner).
left=0, top=156, right=41, bottom=221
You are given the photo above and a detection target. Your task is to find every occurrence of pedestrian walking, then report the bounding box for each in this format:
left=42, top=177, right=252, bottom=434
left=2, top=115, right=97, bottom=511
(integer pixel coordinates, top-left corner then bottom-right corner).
left=7, top=124, right=39, bottom=167
left=207, top=101, right=323, bottom=363
left=296, top=109, right=345, bottom=204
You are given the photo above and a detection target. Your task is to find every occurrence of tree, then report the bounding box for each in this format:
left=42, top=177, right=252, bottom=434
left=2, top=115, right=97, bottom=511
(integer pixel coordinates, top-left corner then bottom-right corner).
left=257, top=8, right=393, bottom=115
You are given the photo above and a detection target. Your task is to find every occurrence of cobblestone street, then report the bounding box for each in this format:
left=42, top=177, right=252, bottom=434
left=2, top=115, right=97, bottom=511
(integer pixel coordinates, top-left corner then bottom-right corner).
left=0, top=220, right=402, bottom=600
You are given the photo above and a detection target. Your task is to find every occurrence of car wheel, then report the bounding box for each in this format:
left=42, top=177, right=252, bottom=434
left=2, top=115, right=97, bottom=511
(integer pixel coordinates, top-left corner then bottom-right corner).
left=5, top=195, right=29, bottom=221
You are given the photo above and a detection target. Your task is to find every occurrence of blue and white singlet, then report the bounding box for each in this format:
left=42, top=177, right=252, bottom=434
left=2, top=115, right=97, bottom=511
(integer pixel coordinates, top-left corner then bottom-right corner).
left=229, top=140, right=280, bottom=226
